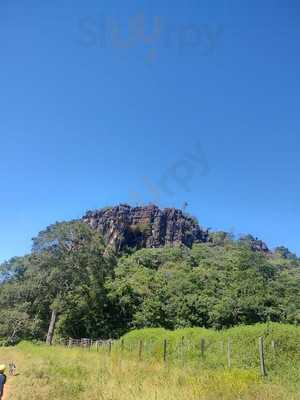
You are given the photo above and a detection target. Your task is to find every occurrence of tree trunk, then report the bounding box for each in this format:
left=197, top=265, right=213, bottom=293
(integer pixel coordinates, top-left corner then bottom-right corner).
left=46, top=309, right=57, bottom=345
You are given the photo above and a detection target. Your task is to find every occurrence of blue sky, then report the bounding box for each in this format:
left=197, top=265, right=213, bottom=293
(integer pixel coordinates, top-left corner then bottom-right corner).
left=1, top=1, right=299, bottom=262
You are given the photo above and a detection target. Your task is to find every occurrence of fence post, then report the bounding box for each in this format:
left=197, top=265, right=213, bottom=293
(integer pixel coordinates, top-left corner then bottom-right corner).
left=220, top=340, right=224, bottom=353
left=108, top=340, right=112, bottom=355
left=163, top=339, right=167, bottom=362
left=227, top=338, right=231, bottom=368
left=271, top=340, right=275, bottom=351
left=181, top=336, right=185, bottom=361
left=259, top=337, right=267, bottom=377
left=121, top=339, right=124, bottom=352
left=200, top=338, right=205, bottom=358
left=139, top=340, right=143, bottom=361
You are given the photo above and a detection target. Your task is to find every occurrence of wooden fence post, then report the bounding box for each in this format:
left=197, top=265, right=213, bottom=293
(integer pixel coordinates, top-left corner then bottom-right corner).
left=108, top=341, right=112, bottom=355
left=121, top=339, right=124, bottom=352
left=181, top=336, right=185, bottom=360
left=271, top=340, right=275, bottom=351
left=181, top=336, right=185, bottom=346
left=200, top=338, right=205, bottom=358
left=259, top=337, right=267, bottom=377
left=227, top=338, right=231, bottom=368
left=139, top=340, right=143, bottom=361
left=163, top=339, right=167, bottom=362
left=220, top=340, right=224, bottom=353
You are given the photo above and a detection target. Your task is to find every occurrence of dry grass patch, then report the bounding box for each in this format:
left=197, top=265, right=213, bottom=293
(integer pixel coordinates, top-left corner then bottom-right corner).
left=0, top=342, right=296, bottom=400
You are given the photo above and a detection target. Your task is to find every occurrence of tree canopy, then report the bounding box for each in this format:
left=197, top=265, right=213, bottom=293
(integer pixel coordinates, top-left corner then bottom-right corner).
left=0, top=221, right=299, bottom=344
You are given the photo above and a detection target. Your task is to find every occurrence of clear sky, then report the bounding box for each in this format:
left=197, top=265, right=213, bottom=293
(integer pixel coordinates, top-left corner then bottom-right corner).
left=1, top=1, right=299, bottom=262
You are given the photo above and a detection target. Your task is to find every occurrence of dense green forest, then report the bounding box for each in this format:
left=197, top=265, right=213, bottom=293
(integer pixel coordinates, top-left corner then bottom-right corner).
left=0, top=218, right=299, bottom=345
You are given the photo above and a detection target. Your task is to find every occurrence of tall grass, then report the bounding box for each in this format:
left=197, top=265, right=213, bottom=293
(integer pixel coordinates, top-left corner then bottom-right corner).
left=0, top=323, right=300, bottom=399
left=120, top=323, right=300, bottom=369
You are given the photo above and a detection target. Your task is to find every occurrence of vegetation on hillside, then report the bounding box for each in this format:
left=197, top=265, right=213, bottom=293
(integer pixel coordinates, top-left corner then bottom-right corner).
left=0, top=218, right=299, bottom=344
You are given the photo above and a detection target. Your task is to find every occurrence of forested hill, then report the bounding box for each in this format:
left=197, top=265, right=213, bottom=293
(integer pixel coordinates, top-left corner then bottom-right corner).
left=0, top=204, right=299, bottom=345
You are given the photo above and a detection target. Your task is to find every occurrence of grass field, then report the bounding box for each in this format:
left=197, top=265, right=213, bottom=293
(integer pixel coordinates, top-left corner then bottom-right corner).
left=1, top=324, right=300, bottom=400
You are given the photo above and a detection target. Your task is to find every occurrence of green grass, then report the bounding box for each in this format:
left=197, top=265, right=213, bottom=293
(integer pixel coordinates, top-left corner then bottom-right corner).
left=1, top=323, right=300, bottom=399
left=120, top=323, right=300, bottom=368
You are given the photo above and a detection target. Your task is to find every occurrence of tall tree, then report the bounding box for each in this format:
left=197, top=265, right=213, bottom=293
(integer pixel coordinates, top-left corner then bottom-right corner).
left=32, top=221, right=114, bottom=344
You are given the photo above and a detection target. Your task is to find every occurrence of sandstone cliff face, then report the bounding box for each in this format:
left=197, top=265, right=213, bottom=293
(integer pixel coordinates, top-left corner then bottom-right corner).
left=82, top=204, right=209, bottom=252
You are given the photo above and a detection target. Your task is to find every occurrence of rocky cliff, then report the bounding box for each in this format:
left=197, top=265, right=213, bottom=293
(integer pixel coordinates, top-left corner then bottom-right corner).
left=82, top=204, right=209, bottom=252
left=239, top=235, right=269, bottom=253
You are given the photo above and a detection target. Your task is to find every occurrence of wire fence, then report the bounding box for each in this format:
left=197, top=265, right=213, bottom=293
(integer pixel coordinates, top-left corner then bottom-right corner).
left=55, top=335, right=290, bottom=377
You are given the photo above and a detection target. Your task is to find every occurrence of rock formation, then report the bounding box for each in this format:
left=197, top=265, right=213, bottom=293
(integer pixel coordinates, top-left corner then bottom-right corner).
left=239, top=234, right=269, bottom=253
left=82, top=204, right=209, bottom=252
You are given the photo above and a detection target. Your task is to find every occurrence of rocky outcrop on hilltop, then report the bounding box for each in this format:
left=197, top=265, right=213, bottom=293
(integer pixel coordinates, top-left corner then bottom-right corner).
left=82, top=204, right=209, bottom=252
left=239, top=235, right=269, bottom=253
